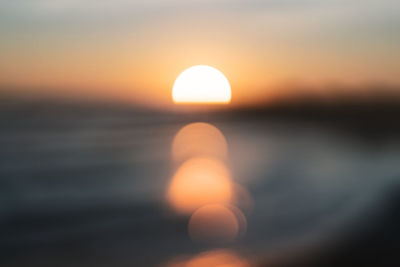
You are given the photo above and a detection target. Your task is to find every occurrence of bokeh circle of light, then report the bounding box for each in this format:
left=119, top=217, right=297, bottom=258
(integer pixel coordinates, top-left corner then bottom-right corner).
left=172, top=122, right=228, bottom=162
left=172, top=65, right=231, bottom=103
left=167, top=157, right=232, bottom=214
left=188, top=204, right=239, bottom=244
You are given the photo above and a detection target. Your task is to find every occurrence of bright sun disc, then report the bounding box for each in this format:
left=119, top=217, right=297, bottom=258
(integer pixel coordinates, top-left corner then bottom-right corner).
left=172, top=65, right=231, bottom=104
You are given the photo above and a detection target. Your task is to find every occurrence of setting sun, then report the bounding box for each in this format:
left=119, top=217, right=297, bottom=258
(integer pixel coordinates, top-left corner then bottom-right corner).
left=172, top=65, right=231, bottom=104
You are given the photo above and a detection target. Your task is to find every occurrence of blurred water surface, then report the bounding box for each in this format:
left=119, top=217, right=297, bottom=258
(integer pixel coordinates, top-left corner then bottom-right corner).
left=1, top=100, right=400, bottom=266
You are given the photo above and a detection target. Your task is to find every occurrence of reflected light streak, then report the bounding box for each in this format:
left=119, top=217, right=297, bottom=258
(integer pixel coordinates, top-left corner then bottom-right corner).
left=167, top=122, right=252, bottom=248
left=172, top=122, right=228, bottom=163
left=167, top=157, right=232, bottom=214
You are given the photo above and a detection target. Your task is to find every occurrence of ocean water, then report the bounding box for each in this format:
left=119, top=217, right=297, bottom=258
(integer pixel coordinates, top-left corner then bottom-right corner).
left=1, top=101, right=399, bottom=266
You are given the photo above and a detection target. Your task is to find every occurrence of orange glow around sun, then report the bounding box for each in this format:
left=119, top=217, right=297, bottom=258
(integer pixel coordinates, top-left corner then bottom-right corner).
left=172, top=65, right=231, bottom=104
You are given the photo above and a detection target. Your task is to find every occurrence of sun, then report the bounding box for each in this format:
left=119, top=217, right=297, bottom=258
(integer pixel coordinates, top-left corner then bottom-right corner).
left=172, top=65, right=231, bottom=104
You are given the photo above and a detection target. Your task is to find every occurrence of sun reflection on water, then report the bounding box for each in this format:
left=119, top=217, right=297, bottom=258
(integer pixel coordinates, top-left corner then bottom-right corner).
left=166, top=121, right=252, bottom=263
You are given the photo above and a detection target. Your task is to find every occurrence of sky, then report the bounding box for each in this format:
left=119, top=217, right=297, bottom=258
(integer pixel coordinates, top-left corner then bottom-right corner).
left=0, top=0, right=399, bottom=107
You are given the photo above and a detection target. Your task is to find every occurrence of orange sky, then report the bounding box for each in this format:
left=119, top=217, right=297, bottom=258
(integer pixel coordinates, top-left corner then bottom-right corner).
left=0, top=0, right=399, bottom=107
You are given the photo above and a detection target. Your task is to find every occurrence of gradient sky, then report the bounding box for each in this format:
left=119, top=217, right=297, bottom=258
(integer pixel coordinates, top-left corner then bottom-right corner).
left=1, top=0, right=399, bottom=106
